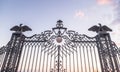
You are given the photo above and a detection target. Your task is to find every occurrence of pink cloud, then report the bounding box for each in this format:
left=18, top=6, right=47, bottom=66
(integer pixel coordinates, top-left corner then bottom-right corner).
left=111, top=32, right=116, bottom=35
left=112, top=19, right=120, bottom=25
left=97, top=0, right=112, bottom=5
left=75, top=10, right=85, bottom=18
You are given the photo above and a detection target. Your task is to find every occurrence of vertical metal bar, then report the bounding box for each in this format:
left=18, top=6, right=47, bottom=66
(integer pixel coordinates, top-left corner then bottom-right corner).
left=76, top=43, right=79, bottom=72
left=46, top=45, right=51, bottom=72
left=92, top=43, right=99, bottom=72
left=50, top=46, right=53, bottom=72
left=54, top=47, right=55, bottom=72
left=69, top=45, right=71, bottom=72
left=61, top=46, right=63, bottom=72
left=27, top=44, right=34, bottom=72
left=83, top=43, right=87, bottom=72
left=34, top=43, right=41, bottom=72
left=38, top=45, right=41, bottom=72
left=42, top=46, right=46, bottom=72
left=22, top=43, right=29, bottom=72
left=31, top=44, right=37, bottom=72
left=65, top=45, right=67, bottom=72
left=73, top=48, right=75, bottom=72
left=89, top=43, right=94, bottom=72
left=79, top=43, right=83, bottom=72
left=57, top=45, right=60, bottom=72
left=86, top=43, right=91, bottom=72
left=38, top=42, right=44, bottom=72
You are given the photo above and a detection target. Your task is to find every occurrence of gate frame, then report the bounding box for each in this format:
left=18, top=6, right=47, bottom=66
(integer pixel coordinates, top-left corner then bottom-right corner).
left=0, top=20, right=120, bottom=72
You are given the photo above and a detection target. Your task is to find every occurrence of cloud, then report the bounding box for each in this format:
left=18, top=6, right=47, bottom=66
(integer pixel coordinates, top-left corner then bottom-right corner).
left=97, top=0, right=112, bottom=5
left=75, top=10, right=85, bottom=18
left=112, top=19, right=120, bottom=24
left=110, top=24, right=120, bottom=46
left=112, top=0, right=120, bottom=25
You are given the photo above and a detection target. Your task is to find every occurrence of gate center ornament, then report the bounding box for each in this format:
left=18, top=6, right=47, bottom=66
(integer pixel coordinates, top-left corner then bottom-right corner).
left=56, top=36, right=62, bottom=43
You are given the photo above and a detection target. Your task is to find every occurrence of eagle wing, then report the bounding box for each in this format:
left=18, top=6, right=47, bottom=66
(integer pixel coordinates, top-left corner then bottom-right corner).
left=22, top=25, right=32, bottom=32
left=10, top=26, right=20, bottom=31
left=88, top=25, right=99, bottom=32
left=102, top=25, right=112, bottom=31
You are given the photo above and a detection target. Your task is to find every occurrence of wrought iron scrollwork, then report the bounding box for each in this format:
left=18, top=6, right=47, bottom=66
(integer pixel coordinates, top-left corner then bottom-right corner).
left=0, top=41, right=12, bottom=55
left=24, top=30, right=53, bottom=42
left=66, top=30, right=96, bottom=42
left=0, top=46, right=6, bottom=55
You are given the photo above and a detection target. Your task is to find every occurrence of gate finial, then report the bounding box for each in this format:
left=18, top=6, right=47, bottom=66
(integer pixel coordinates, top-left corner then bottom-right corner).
left=52, top=20, right=67, bottom=36
left=88, top=23, right=112, bottom=33
left=56, top=20, right=63, bottom=27
left=10, top=24, right=32, bottom=33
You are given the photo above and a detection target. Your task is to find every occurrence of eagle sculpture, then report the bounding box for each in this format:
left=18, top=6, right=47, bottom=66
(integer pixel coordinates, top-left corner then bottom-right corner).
left=10, top=24, right=32, bottom=32
left=88, top=23, right=112, bottom=33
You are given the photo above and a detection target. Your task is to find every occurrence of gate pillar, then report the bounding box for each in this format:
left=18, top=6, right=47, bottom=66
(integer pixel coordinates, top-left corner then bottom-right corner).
left=0, top=24, right=31, bottom=72
left=97, top=33, right=120, bottom=72
left=1, top=32, right=25, bottom=72
left=88, top=24, right=119, bottom=72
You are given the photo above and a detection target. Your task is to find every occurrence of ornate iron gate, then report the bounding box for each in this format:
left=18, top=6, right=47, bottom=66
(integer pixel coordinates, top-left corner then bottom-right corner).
left=0, top=20, right=120, bottom=72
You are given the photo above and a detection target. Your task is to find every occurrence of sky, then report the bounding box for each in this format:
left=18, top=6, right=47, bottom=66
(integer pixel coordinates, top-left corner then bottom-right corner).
left=0, top=0, right=120, bottom=71
left=0, top=0, right=120, bottom=47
